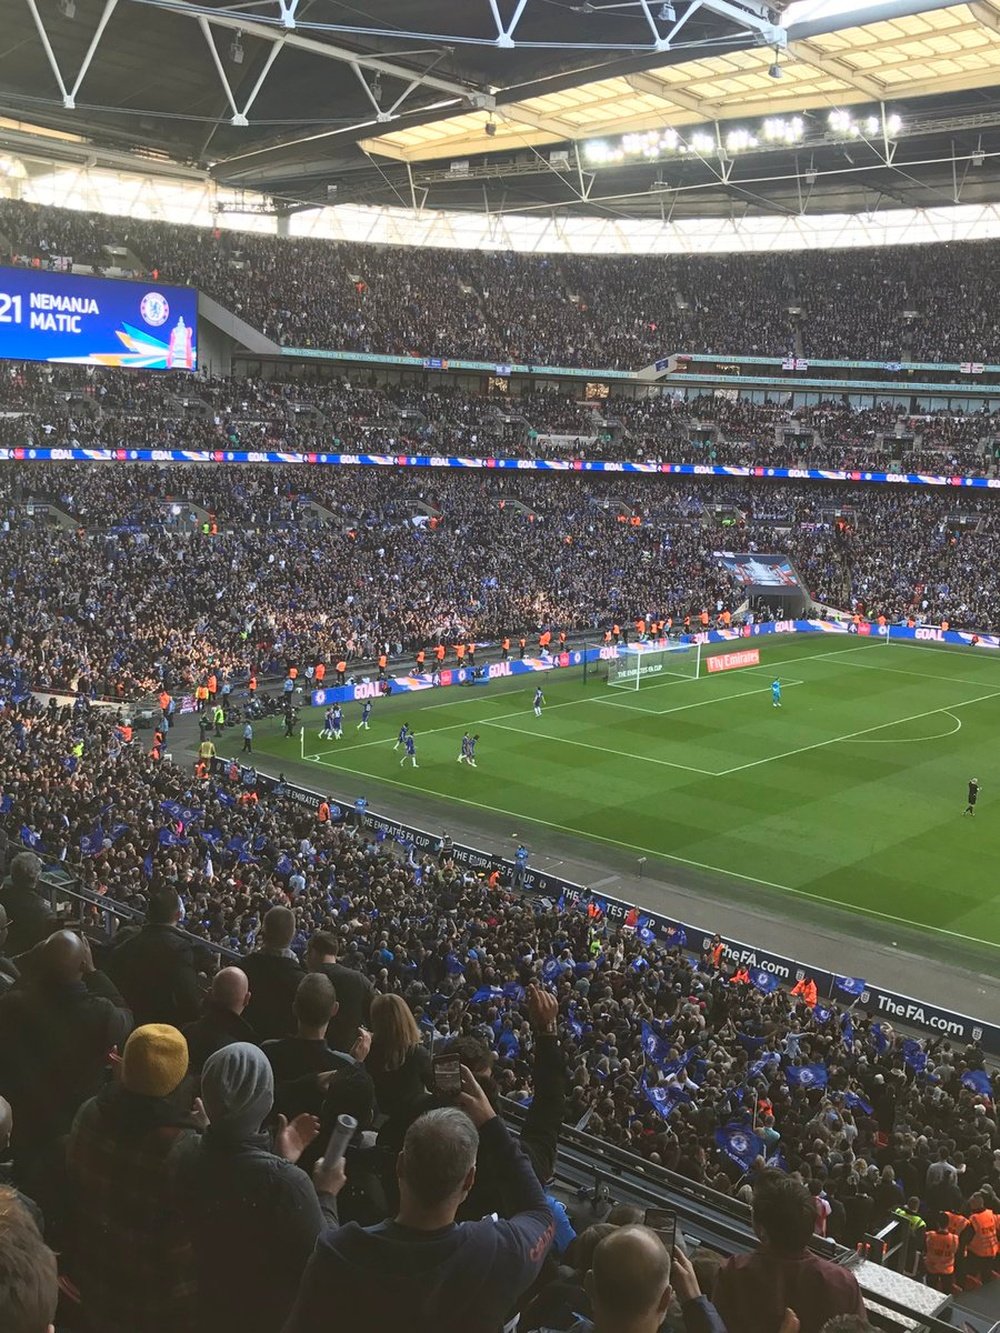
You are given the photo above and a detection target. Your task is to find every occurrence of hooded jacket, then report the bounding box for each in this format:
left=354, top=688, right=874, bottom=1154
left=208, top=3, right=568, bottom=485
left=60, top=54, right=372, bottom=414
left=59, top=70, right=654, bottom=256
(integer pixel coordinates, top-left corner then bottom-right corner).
left=171, top=1043, right=338, bottom=1333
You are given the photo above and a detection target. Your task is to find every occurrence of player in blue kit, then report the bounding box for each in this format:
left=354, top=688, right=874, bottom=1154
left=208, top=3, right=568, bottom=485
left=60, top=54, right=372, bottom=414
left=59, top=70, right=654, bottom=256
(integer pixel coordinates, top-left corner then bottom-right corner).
left=393, top=722, right=410, bottom=751
left=467, top=734, right=479, bottom=768
left=319, top=707, right=337, bottom=739
left=772, top=678, right=782, bottom=708
left=457, top=732, right=471, bottom=764
left=533, top=687, right=544, bottom=717
left=357, top=700, right=372, bottom=731
left=330, top=704, right=343, bottom=739
left=400, top=731, right=418, bottom=768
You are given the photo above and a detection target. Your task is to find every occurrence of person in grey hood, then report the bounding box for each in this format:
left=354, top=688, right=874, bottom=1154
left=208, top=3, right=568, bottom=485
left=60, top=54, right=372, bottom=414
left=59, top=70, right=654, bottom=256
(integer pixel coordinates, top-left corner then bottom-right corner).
left=171, top=1042, right=345, bottom=1333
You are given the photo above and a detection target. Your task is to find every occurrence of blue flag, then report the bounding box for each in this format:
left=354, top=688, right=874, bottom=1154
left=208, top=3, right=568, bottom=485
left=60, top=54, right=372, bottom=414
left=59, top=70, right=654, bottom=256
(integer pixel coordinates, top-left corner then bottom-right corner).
left=961, top=1069, right=992, bottom=1096
left=841, top=1011, right=854, bottom=1046
left=78, top=823, right=104, bottom=856
left=768, top=1145, right=789, bottom=1172
left=812, top=1004, right=832, bottom=1024
left=275, top=853, right=293, bottom=878
left=749, top=1051, right=778, bottom=1081
left=750, top=969, right=779, bottom=995
left=497, top=1029, right=520, bottom=1059
left=61, top=755, right=77, bottom=774
left=786, top=1063, right=828, bottom=1090
left=566, top=1008, right=583, bottom=1039
left=664, top=925, right=687, bottom=949
left=641, top=1073, right=688, bottom=1121
left=871, top=1022, right=890, bottom=1055
left=901, top=1039, right=927, bottom=1072
left=502, top=982, right=526, bottom=1002
left=0, top=794, right=12, bottom=815
left=159, top=828, right=189, bottom=849
left=19, top=825, right=42, bottom=850
left=640, top=1020, right=672, bottom=1068
left=141, top=851, right=154, bottom=880
left=541, top=957, right=562, bottom=983
left=638, top=926, right=656, bottom=946
left=843, top=1090, right=873, bottom=1115
left=836, top=976, right=866, bottom=997
left=471, top=986, right=504, bottom=1004
left=715, top=1123, right=765, bottom=1172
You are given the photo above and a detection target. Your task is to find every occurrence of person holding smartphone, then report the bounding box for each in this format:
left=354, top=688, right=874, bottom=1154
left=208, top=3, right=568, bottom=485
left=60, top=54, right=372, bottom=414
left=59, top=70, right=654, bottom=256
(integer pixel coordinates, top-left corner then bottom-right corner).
left=281, top=1066, right=555, bottom=1333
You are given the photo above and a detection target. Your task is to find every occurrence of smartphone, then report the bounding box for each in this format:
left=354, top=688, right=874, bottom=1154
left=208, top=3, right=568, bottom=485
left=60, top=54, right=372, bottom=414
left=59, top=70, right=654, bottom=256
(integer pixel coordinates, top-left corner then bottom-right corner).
left=323, top=1113, right=357, bottom=1167
left=644, top=1207, right=677, bottom=1255
left=432, top=1052, right=462, bottom=1098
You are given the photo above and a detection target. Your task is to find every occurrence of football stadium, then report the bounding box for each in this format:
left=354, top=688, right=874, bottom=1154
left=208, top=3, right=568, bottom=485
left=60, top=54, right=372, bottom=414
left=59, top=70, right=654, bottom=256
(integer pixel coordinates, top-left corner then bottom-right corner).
left=0, top=0, right=999, bottom=1329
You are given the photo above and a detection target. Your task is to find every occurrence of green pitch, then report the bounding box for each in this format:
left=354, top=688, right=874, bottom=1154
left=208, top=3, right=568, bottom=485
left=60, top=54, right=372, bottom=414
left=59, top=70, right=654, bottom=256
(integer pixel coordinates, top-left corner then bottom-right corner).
left=252, top=635, right=1000, bottom=953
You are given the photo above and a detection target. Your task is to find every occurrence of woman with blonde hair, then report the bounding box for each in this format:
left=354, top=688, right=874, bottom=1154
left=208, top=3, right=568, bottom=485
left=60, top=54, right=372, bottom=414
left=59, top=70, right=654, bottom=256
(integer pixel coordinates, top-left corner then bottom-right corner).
left=367, top=993, right=433, bottom=1124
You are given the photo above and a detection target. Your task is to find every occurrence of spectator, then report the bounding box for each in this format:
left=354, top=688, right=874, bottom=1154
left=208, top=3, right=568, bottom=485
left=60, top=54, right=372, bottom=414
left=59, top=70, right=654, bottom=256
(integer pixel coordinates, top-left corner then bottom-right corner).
left=574, top=1227, right=727, bottom=1333
left=366, top=992, right=432, bottom=1124
left=712, top=1170, right=866, bottom=1333
left=0, top=1187, right=58, bottom=1333
left=304, top=929, right=374, bottom=1055
left=171, top=1042, right=344, bottom=1333
left=183, top=966, right=256, bottom=1074
left=281, top=1066, right=554, bottom=1333
left=263, top=973, right=369, bottom=1119
left=0, top=930, right=131, bottom=1227
left=66, top=1023, right=200, bottom=1333
left=0, top=906, right=18, bottom=998
left=107, top=887, right=206, bottom=1028
left=241, top=906, right=302, bottom=1041
left=0, top=853, right=55, bottom=957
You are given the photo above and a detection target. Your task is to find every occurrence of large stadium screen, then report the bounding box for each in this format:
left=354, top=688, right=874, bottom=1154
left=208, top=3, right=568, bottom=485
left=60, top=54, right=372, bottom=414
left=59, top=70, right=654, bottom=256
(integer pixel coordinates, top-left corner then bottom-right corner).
left=716, top=552, right=804, bottom=589
left=0, top=266, right=198, bottom=371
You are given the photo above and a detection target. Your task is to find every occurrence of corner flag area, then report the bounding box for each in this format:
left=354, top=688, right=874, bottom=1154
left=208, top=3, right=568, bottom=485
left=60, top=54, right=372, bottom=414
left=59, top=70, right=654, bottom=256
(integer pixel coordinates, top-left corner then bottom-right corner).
left=253, top=635, right=1000, bottom=951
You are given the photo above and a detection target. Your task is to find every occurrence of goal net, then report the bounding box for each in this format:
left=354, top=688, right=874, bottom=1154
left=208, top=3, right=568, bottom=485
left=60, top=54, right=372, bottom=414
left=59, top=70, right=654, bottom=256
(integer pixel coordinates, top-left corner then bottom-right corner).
left=605, top=641, right=702, bottom=689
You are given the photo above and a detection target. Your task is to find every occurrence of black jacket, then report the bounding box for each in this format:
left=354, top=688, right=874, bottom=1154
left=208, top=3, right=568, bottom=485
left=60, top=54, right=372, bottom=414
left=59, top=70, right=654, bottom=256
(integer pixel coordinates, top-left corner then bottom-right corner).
left=313, top=962, right=374, bottom=1055
left=171, top=1127, right=338, bottom=1333
left=0, top=879, right=57, bottom=957
left=0, top=970, right=133, bottom=1153
left=240, top=951, right=302, bottom=1042
left=108, top=923, right=205, bottom=1028
left=183, top=1002, right=257, bottom=1074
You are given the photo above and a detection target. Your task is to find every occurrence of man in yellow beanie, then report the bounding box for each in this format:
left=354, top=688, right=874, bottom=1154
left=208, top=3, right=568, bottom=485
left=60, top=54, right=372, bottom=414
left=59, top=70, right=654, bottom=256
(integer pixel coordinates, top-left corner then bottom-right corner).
left=67, top=1024, right=201, bottom=1333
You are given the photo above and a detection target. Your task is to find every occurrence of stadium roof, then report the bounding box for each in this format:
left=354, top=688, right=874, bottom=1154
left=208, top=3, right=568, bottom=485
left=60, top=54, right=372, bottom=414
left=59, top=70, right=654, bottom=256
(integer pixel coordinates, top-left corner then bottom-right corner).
left=1, top=0, right=1000, bottom=221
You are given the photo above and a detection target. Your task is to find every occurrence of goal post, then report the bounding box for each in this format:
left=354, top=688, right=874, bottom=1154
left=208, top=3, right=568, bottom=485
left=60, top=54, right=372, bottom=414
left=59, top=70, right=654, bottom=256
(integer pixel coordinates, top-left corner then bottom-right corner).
left=602, top=641, right=702, bottom=689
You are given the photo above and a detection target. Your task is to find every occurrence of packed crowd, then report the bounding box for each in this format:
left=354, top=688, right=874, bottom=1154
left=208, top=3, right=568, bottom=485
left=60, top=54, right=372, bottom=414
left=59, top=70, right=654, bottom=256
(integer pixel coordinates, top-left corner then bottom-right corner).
left=5, top=198, right=1000, bottom=364
left=2, top=361, right=995, bottom=477
left=0, top=694, right=995, bottom=1332
left=2, top=459, right=1000, bottom=698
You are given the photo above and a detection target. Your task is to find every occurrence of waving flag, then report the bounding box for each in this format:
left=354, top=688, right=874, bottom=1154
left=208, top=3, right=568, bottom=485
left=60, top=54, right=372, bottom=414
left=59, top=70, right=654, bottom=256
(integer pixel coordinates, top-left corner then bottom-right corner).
left=812, top=1004, right=832, bottom=1025
left=275, top=853, right=293, bottom=878
left=0, top=794, right=13, bottom=815
left=750, top=969, right=780, bottom=995
left=841, top=1011, right=854, bottom=1046
left=749, top=1051, right=778, bottom=1081
left=715, top=1123, right=765, bottom=1172
left=843, top=1090, right=873, bottom=1115
left=19, top=825, right=42, bottom=850
left=901, top=1039, right=927, bottom=1073
left=159, top=828, right=190, bottom=849
left=78, top=823, right=104, bottom=856
left=497, top=1029, right=520, bottom=1059
left=640, top=1020, right=672, bottom=1068
left=638, top=925, right=656, bottom=946
left=961, top=1069, right=993, bottom=1096
left=871, top=1022, right=890, bottom=1055
left=141, top=851, right=154, bottom=880
left=503, top=981, right=526, bottom=1002
left=471, top=986, right=504, bottom=1004
left=664, top=925, right=687, bottom=949
left=566, top=1007, right=584, bottom=1039
left=541, top=957, right=563, bottom=983
left=836, top=976, right=866, bottom=998
left=641, top=1072, right=689, bottom=1121
left=786, top=1063, right=828, bottom=1090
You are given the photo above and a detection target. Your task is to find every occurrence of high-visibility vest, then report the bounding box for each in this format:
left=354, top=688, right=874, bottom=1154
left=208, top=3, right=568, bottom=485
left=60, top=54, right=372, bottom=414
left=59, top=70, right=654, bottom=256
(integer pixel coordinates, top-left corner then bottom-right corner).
left=198, top=741, right=215, bottom=759
left=435, top=645, right=446, bottom=661
left=213, top=707, right=225, bottom=724
left=924, top=1230, right=958, bottom=1275
left=314, top=664, right=325, bottom=682
left=943, top=1211, right=968, bottom=1236
left=501, top=639, right=510, bottom=651
left=158, top=692, right=170, bottom=711
left=317, top=801, right=330, bottom=823
left=968, top=1210, right=998, bottom=1257
left=207, top=675, right=217, bottom=694
left=892, top=1206, right=925, bottom=1233
left=416, top=651, right=426, bottom=667
left=336, top=660, right=347, bottom=675
left=710, top=943, right=723, bottom=967
left=378, top=654, right=388, bottom=669
left=289, top=666, right=298, bottom=680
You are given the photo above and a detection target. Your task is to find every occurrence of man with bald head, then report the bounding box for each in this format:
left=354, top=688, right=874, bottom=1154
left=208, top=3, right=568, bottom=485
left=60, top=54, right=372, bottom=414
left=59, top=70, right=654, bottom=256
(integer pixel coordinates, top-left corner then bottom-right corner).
left=580, top=1226, right=725, bottom=1333
left=0, top=930, right=131, bottom=1231
left=183, top=966, right=256, bottom=1074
